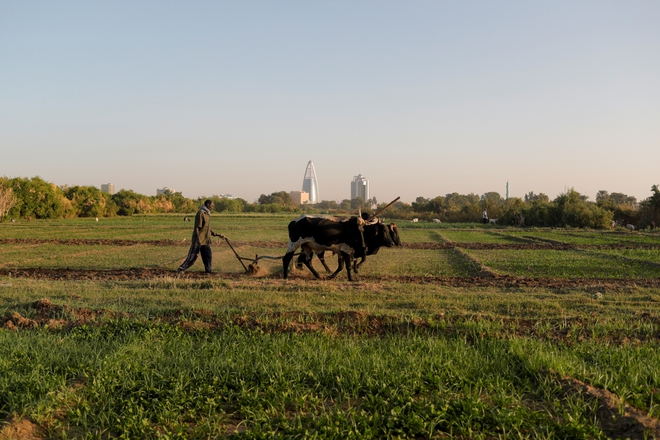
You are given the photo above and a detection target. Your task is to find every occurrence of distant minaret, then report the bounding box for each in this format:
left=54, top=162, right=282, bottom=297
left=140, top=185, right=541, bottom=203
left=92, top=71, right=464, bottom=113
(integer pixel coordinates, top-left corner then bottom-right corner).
left=506, top=181, right=509, bottom=200
left=302, top=161, right=319, bottom=203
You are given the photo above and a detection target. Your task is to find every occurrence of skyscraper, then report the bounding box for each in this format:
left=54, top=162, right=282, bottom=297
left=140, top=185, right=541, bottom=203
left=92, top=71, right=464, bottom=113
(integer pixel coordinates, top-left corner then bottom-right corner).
left=101, top=183, right=115, bottom=195
left=351, top=174, right=369, bottom=201
left=302, top=161, right=319, bottom=203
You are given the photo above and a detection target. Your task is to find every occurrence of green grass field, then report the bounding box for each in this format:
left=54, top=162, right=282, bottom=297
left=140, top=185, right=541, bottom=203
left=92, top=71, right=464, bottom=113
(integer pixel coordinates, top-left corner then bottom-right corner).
left=1, top=215, right=659, bottom=439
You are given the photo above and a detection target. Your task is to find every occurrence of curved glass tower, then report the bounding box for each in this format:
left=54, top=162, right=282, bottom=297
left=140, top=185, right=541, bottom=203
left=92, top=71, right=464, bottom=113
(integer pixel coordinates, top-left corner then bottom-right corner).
left=302, top=160, right=319, bottom=203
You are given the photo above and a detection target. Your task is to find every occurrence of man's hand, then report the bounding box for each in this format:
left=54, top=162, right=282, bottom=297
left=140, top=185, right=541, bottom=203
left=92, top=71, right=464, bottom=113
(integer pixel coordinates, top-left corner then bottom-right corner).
left=212, top=232, right=226, bottom=239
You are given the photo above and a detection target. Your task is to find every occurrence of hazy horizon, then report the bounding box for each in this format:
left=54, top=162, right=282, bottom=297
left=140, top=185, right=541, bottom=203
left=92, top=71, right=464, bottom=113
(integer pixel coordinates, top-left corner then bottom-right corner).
left=2, top=1, right=658, bottom=204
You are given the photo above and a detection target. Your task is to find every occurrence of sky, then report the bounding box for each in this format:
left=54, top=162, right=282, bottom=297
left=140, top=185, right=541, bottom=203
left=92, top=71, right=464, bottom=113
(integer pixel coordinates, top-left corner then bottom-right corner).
left=1, top=1, right=659, bottom=204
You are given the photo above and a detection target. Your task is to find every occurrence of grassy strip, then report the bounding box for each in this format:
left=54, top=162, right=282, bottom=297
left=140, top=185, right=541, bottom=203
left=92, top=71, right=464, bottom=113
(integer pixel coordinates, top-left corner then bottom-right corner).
left=2, top=276, right=660, bottom=320
left=464, top=248, right=660, bottom=279
left=2, top=323, right=659, bottom=438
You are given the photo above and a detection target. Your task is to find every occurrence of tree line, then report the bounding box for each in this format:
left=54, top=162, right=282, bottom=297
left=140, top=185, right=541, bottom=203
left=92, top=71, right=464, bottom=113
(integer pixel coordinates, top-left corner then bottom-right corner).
left=1, top=176, right=658, bottom=229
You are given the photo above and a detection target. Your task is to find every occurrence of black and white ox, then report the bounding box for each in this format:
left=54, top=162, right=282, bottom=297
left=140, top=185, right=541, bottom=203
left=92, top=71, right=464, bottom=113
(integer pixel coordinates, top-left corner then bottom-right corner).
left=283, top=215, right=400, bottom=281
left=312, top=221, right=401, bottom=278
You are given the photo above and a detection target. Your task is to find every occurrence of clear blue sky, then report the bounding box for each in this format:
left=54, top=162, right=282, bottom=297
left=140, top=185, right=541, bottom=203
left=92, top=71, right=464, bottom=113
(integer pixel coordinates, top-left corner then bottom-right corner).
left=2, top=1, right=659, bottom=203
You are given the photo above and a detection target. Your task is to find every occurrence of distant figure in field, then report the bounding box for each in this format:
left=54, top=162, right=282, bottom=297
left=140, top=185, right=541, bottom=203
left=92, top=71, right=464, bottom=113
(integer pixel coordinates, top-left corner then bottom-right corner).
left=482, top=209, right=488, bottom=224
left=178, top=200, right=225, bottom=274
left=651, top=221, right=656, bottom=230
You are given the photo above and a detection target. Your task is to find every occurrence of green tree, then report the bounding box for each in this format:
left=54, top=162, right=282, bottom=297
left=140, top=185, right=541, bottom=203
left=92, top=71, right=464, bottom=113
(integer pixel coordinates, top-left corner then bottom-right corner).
left=8, top=176, right=69, bottom=219
left=112, top=189, right=153, bottom=216
left=411, top=197, right=430, bottom=213
left=596, top=190, right=638, bottom=226
left=550, top=189, right=612, bottom=228
left=0, top=178, right=18, bottom=221
left=481, top=192, right=503, bottom=219
left=499, top=197, right=524, bottom=225
left=316, top=200, right=340, bottom=211
left=212, top=197, right=245, bottom=213
left=638, top=185, right=660, bottom=228
left=63, top=185, right=108, bottom=218
left=524, top=192, right=550, bottom=203
left=521, top=196, right=552, bottom=227
left=350, top=197, right=365, bottom=210
left=258, top=191, right=293, bottom=207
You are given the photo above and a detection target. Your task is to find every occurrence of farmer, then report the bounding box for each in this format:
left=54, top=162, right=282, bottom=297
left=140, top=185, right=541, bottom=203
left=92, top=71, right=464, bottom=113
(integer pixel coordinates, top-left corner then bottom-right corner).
left=178, top=200, right=225, bottom=274
left=482, top=209, right=488, bottom=224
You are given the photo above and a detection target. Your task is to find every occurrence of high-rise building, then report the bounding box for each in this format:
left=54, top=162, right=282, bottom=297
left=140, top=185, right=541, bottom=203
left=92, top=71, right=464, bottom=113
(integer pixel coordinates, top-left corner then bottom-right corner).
left=290, top=191, right=309, bottom=206
left=301, top=161, right=319, bottom=203
left=351, top=174, right=369, bottom=201
left=157, top=187, right=175, bottom=195
left=101, top=183, right=115, bottom=195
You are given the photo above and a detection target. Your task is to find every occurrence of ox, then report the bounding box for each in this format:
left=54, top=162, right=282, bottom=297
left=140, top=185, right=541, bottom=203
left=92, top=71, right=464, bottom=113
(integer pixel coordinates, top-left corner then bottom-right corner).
left=312, top=222, right=401, bottom=278
left=282, top=215, right=399, bottom=281
left=283, top=215, right=366, bottom=280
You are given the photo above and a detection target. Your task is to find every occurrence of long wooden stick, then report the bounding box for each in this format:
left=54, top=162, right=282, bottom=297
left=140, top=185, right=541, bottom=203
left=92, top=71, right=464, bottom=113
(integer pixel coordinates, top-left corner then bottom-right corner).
left=366, top=196, right=400, bottom=222
left=224, top=237, right=249, bottom=272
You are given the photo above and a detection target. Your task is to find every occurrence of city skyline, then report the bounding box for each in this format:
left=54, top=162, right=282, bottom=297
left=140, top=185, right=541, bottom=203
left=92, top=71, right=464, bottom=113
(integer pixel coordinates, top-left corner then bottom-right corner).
left=1, top=2, right=658, bottom=204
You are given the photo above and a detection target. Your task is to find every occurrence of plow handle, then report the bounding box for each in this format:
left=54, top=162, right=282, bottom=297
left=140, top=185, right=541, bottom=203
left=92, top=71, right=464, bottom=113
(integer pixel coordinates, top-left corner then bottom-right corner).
left=223, top=237, right=249, bottom=273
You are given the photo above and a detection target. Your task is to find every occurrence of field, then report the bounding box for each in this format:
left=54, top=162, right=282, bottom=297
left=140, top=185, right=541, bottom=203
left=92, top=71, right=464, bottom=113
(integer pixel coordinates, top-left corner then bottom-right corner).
left=1, top=215, right=660, bottom=439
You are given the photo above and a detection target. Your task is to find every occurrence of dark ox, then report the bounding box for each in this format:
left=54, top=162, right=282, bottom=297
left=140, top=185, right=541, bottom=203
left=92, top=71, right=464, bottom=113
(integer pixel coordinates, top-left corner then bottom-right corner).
left=283, top=215, right=400, bottom=281
left=316, top=222, right=400, bottom=278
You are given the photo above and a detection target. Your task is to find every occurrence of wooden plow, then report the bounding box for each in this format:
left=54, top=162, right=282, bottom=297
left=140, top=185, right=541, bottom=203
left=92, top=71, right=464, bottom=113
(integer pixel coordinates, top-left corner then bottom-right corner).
left=223, top=236, right=289, bottom=275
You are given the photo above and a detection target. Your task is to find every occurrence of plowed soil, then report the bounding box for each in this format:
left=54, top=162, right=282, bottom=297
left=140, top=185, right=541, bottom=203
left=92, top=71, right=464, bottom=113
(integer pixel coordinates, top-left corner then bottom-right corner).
left=3, top=238, right=658, bottom=250
left=2, top=267, right=659, bottom=289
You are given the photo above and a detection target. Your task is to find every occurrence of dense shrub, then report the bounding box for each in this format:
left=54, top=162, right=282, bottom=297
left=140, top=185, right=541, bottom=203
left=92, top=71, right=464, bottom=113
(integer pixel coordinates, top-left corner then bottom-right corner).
left=7, top=176, right=69, bottom=219
left=637, top=185, right=660, bottom=229
left=63, top=185, right=116, bottom=217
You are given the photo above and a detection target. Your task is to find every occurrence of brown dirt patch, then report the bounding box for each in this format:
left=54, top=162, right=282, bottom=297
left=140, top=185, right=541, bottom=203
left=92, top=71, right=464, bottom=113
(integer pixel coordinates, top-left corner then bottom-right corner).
left=0, top=415, right=45, bottom=440
left=1, top=298, right=123, bottom=330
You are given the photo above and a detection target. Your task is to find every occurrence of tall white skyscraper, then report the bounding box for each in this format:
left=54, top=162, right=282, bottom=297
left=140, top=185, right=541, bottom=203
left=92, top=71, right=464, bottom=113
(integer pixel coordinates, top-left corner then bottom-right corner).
left=101, top=183, right=115, bottom=195
left=351, top=174, right=369, bottom=201
left=302, top=161, right=319, bottom=203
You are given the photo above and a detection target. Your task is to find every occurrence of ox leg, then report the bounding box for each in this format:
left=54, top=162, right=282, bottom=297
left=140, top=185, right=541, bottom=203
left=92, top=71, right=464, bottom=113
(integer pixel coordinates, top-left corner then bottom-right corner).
left=302, top=257, right=322, bottom=279
left=283, top=251, right=295, bottom=279
left=355, top=257, right=366, bottom=273
left=342, top=252, right=354, bottom=281
left=327, top=255, right=345, bottom=280
left=317, top=251, right=333, bottom=273
left=296, top=252, right=309, bottom=270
